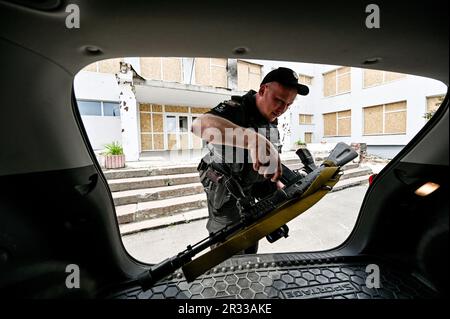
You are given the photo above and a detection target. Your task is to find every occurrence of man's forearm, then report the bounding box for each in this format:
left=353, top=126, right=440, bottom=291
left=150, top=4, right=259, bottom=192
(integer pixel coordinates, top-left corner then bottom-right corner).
left=192, top=114, right=259, bottom=149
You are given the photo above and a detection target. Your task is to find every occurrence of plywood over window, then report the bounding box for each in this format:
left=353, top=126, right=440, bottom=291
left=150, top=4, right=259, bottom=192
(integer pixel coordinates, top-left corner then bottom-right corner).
left=139, top=113, right=151, bottom=132
left=152, top=114, right=163, bottom=133
left=363, top=69, right=406, bottom=88
left=162, top=58, right=182, bottom=82
left=299, top=114, right=313, bottom=124
left=323, top=71, right=337, bottom=97
left=324, top=67, right=351, bottom=97
left=152, top=104, right=163, bottom=113
left=238, top=60, right=262, bottom=91
left=298, top=74, right=313, bottom=86
left=364, top=105, right=383, bottom=135
left=194, top=58, right=211, bottom=86
left=165, top=105, right=189, bottom=113
left=140, top=57, right=162, bottom=80
left=191, top=107, right=210, bottom=114
left=304, top=132, right=313, bottom=143
left=427, top=95, right=445, bottom=113
left=153, top=134, right=164, bottom=150
left=195, top=58, right=227, bottom=88
left=337, top=73, right=351, bottom=93
left=364, top=70, right=384, bottom=87
left=337, top=110, right=351, bottom=136
left=323, top=112, right=337, bottom=136
left=363, top=101, right=407, bottom=135
left=83, top=63, right=97, bottom=72
left=141, top=134, right=152, bottom=151
left=384, top=71, right=405, bottom=82
left=323, top=109, right=351, bottom=136
left=139, top=103, right=151, bottom=112
left=98, top=58, right=122, bottom=74
left=385, top=112, right=406, bottom=134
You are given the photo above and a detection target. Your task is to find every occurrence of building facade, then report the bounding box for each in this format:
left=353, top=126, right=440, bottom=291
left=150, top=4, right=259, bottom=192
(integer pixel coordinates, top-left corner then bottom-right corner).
left=74, top=58, right=447, bottom=161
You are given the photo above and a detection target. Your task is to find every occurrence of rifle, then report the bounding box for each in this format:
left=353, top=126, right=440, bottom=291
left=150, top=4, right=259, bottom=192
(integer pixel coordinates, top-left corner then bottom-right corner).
left=137, top=142, right=357, bottom=289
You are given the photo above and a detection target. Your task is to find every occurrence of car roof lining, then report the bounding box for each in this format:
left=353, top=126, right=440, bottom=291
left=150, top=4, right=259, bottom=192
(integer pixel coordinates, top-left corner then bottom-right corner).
left=0, top=0, right=448, bottom=84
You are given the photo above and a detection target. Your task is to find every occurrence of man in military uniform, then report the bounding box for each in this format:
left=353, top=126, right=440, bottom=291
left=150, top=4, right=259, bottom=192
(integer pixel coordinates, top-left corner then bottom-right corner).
left=191, top=67, right=309, bottom=253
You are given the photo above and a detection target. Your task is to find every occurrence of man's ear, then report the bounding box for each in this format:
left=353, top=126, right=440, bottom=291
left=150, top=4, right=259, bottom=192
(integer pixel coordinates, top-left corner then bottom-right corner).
left=258, top=84, right=266, bottom=95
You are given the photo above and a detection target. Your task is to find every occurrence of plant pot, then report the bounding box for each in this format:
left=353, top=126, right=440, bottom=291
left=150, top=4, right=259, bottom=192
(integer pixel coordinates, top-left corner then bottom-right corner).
left=104, top=154, right=125, bottom=169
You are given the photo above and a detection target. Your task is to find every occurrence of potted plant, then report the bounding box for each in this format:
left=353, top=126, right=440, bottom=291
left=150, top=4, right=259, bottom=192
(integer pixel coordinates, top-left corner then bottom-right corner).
left=103, top=141, right=125, bottom=169
left=295, top=139, right=307, bottom=149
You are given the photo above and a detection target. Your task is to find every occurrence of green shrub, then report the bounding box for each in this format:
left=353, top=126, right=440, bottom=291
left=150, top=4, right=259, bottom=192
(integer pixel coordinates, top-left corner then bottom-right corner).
left=104, top=141, right=124, bottom=155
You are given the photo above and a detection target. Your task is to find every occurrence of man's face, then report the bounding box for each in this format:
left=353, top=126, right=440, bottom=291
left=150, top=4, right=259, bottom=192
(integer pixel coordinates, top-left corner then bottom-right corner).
left=257, top=82, right=297, bottom=122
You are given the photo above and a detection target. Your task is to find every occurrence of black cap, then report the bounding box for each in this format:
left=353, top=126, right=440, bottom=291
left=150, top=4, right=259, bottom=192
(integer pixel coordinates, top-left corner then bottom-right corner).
left=261, top=67, right=309, bottom=96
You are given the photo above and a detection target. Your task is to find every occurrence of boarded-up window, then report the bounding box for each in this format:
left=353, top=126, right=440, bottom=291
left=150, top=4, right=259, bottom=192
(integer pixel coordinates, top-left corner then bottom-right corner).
left=298, top=74, right=313, bottom=86
left=162, top=58, right=182, bottom=82
left=194, top=58, right=228, bottom=88
left=323, top=110, right=351, bottom=136
left=363, top=105, right=383, bottom=135
left=140, top=57, right=162, bottom=80
left=304, top=132, right=313, bottom=144
left=337, top=110, right=351, bottom=136
left=363, top=101, right=407, bottom=135
left=83, top=62, right=98, bottom=72
left=140, top=103, right=210, bottom=151
left=98, top=58, right=123, bottom=74
left=323, top=112, right=337, bottom=136
left=299, top=114, right=313, bottom=124
left=190, top=107, right=211, bottom=114
left=363, top=69, right=406, bottom=88
left=140, top=57, right=183, bottom=83
left=323, top=67, right=351, bottom=97
left=363, top=70, right=383, bottom=87
left=210, top=58, right=228, bottom=88
left=426, top=95, right=445, bottom=113
left=238, top=60, right=262, bottom=91
left=323, top=71, right=336, bottom=97
left=139, top=103, right=165, bottom=151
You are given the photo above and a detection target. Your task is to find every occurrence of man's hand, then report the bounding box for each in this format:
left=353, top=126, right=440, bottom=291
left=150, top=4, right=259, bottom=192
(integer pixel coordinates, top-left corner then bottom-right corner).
left=248, top=133, right=282, bottom=182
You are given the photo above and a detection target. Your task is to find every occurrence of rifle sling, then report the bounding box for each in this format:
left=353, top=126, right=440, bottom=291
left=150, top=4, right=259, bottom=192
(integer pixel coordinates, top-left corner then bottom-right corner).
left=182, top=166, right=340, bottom=282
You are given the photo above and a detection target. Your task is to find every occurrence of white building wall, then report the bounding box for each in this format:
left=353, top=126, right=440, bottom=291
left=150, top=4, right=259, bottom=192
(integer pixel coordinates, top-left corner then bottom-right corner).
left=74, top=71, right=122, bottom=151
left=287, top=64, right=447, bottom=158
left=74, top=60, right=447, bottom=159
left=80, top=116, right=122, bottom=150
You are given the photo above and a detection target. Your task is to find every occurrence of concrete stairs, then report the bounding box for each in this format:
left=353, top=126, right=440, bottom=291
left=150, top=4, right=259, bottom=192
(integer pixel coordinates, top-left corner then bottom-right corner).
left=105, top=159, right=372, bottom=235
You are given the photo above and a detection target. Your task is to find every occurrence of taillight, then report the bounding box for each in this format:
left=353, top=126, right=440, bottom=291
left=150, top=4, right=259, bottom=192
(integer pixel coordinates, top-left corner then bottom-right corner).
left=369, top=174, right=377, bottom=185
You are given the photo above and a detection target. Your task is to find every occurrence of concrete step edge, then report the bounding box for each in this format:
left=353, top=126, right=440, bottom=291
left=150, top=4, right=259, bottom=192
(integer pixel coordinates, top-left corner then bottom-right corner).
left=119, top=177, right=370, bottom=234
left=113, top=183, right=204, bottom=206
left=116, top=194, right=207, bottom=224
